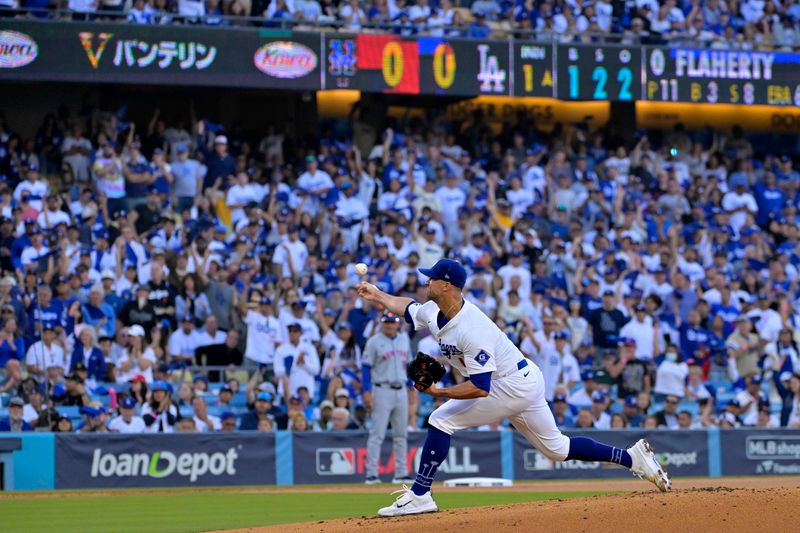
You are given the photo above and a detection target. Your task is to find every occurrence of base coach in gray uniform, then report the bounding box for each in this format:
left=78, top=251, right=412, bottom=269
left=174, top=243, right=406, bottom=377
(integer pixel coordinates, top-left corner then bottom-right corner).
left=362, top=311, right=414, bottom=485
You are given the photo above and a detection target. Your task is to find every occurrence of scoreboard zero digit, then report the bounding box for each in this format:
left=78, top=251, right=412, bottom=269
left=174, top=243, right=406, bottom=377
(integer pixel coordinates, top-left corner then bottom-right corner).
left=556, top=44, right=641, bottom=101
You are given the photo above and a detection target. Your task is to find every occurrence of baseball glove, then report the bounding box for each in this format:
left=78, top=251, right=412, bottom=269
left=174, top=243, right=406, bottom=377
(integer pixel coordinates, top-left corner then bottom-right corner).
left=408, top=352, right=446, bottom=392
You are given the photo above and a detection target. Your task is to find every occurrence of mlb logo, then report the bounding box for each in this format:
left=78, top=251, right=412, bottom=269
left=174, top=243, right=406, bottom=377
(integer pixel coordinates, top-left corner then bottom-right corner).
left=523, top=450, right=553, bottom=471
left=475, top=350, right=491, bottom=367
left=316, top=448, right=356, bottom=475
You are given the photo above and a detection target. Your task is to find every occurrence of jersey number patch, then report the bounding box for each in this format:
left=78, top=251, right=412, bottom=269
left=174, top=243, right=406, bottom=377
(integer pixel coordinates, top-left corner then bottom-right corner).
left=475, top=350, right=491, bottom=366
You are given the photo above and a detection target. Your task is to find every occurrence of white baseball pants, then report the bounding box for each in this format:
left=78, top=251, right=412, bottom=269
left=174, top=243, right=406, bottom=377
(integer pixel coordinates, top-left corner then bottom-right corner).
left=428, top=363, right=571, bottom=461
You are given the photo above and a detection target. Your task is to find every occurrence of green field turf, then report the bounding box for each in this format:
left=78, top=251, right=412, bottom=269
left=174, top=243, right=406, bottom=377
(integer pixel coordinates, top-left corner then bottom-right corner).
left=0, top=488, right=606, bottom=533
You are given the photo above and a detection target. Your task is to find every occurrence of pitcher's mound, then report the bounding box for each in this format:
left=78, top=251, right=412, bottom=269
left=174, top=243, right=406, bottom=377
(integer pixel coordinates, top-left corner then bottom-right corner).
left=264, top=487, right=800, bottom=533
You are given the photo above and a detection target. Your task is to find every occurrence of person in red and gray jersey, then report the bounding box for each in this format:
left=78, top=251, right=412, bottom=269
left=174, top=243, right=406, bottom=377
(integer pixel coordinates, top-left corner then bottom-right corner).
left=362, top=311, right=413, bottom=485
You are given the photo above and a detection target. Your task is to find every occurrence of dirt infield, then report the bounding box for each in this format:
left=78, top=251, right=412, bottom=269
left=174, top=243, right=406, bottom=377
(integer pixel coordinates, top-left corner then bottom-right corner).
left=221, top=477, right=800, bottom=533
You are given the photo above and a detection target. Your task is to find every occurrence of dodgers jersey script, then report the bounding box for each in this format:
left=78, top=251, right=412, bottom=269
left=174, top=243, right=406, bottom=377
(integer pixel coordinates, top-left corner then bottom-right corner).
left=405, top=299, right=525, bottom=378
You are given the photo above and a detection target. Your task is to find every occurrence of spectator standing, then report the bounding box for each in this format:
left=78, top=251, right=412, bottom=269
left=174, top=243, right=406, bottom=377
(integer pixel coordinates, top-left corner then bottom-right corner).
left=197, top=127, right=236, bottom=191
left=363, top=312, right=413, bottom=484
left=619, top=305, right=659, bottom=360
left=297, top=155, right=334, bottom=216
left=171, top=144, right=205, bottom=212
left=242, top=295, right=283, bottom=369
left=61, top=124, right=92, bottom=183
left=124, top=141, right=154, bottom=211
left=274, top=323, right=320, bottom=402
left=168, top=315, right=201, bottom=366
left=653, top=345, right=689, bottom=399
left=589, top=290, right=627, bottom=352
left=726, top=316, right=761, bottom=382
left=535, top=331, right=580, bottom=402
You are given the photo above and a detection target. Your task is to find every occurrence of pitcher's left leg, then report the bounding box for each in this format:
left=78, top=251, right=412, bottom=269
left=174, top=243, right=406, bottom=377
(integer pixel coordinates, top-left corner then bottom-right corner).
left=508, top=381, right=670, bottom=492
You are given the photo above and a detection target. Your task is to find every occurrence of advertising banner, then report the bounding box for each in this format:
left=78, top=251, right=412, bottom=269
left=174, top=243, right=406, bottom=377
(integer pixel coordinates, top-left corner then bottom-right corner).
left=292, top=430, right=501, bottom=484
left=4, top=20, right=800, bottom=104
left=514, top=430, right=708, bottom=480
left=0, top=21, right=322, bottom=90
left=719, top=430, right=800, bottom=475
left=55, top=433, right=275, bottom=489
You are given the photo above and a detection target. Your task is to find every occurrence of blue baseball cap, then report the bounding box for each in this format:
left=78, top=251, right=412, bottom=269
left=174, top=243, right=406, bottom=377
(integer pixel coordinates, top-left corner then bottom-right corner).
left=221, top=411, right=237, bottom=421
left=419, top=259, right=467, bottom=289
left=257, top=392, right=273, bottom=402
left=151, top=380, right=169, bottom=392
left=624, top=395, right=639, bottom=408
left=121, top=396, right=137, bottom=409
left=553, top=393, right=567, bottom=403
left=592, top=390, right=607, bottom=403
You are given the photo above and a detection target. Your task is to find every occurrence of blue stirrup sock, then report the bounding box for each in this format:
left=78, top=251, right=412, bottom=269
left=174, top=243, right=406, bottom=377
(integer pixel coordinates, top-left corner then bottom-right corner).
left=566, top=436, right=633, bottom=468
left=411, top=426, right=451, bottom=496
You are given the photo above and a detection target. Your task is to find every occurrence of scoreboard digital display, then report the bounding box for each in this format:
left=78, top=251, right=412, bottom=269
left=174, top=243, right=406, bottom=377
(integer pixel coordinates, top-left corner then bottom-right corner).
left=5, top=19, right=800, bottom=106
left=513, top=43, right=553, bottom=97
left=326, top=34, right=511, bottom=96
left=644, top=47, right=800, bottom=106
left=555, top=44, right=641, bottom=101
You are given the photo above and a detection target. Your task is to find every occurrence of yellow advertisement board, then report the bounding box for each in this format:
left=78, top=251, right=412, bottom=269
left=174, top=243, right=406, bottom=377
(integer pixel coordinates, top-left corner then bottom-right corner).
left=636, top=101, right=800, bottom=133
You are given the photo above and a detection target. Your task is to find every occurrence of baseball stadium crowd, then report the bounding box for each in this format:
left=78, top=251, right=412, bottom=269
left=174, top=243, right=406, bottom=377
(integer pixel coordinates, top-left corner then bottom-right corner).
left=4, top=0, right=800, bottom=49
left=0, top=98, right=800, bottom=436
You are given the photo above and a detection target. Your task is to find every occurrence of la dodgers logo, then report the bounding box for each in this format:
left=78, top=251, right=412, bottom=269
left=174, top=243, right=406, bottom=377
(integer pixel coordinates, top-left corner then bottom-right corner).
left=439, top=343, right=463, bottom=359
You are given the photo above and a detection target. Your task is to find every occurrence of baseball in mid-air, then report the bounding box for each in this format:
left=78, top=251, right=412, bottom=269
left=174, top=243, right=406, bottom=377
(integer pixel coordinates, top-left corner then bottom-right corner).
left=355, top=263, right=368, bottom=276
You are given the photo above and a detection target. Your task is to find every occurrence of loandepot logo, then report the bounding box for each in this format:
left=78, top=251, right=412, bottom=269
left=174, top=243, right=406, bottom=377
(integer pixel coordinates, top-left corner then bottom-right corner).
left=90, top=448, right=239, bottom=482
left=656, top=452, right=698, bottom=467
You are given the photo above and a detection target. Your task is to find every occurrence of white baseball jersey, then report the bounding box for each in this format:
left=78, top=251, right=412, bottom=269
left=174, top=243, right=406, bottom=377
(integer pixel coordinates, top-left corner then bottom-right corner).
left=405, top=298, right=571, bottom=461
left=243, top=310, right=284, bottom=364
left=108, top=416, right=146, bottom=434
left=405, top=299, right=524, bottom=377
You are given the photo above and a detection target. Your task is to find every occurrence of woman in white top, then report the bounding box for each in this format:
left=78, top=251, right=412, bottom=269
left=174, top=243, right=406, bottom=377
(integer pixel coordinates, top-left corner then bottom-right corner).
left=115, top=324, right=157, bottom=383
left=653, top=345, right=689, bottom=399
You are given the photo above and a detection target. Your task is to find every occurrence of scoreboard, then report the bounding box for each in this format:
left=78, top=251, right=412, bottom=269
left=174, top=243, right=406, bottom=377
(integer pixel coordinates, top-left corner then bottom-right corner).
left=326, top=34, right=512, bottom=97
left=513, top=42, right=554, bottom=97
left=643, top=47, right=800, bottom=106
left=556, top=44, right=641, bottom=102
left=3, top=19, right=800, bottom=106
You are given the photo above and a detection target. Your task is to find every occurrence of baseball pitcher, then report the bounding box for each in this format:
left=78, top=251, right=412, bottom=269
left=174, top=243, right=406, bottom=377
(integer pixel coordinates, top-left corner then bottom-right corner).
left=357, top=258, right=670, bottom=517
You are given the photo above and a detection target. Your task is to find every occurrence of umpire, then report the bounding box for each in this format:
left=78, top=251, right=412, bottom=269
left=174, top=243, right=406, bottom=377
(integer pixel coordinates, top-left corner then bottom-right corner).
left=362, top=311, right=413, bottom=485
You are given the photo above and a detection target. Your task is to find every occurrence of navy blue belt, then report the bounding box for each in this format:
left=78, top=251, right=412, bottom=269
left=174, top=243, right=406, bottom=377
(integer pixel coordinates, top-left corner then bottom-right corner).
left=517, top=359, right=528, bottom=371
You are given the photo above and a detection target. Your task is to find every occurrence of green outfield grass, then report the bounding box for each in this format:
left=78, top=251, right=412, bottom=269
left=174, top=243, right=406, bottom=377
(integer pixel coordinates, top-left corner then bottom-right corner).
left=0, top=488, right=607, bottom=533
